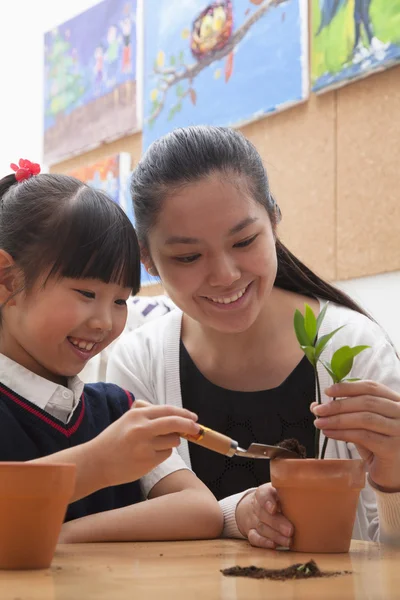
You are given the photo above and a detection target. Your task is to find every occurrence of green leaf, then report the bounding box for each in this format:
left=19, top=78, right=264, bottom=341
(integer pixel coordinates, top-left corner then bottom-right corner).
left=176, top=84, right=184, bottom=97
left=314, top=326, right=345, bottom=360
left=344, top=378, right=360, bottom=382
left=331, top=345, right=370, bottom=382
left=330, top=346, right=354, bottom=381
left=175, top=102, right=182, bottom=112
left=322, top=361, right=339, bottom=383
left=301, top=345, right=316, bottom=368
left=167, top=107, right=175, bottom=121
left=304, top=304, right=317, bottom=344
left=170, top=55, right=176, bottom=66
left=179, top=50, right=185, bottom=63
left=294, top=309, right=311, bottom=347
left=316, top=302, right=329, bottom=334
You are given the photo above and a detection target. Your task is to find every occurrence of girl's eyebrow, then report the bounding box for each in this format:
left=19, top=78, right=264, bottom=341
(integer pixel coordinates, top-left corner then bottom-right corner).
left=165, top=217, right=259, bottom=245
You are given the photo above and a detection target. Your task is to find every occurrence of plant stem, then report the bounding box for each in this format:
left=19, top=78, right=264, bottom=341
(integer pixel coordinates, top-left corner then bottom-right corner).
left=314, top=369, right=322, bottom=459
left=320, top=397, right=336, bottom=460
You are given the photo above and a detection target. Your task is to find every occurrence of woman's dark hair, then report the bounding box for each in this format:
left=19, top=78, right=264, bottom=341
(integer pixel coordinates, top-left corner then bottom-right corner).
left=0, top=173, right=140, bottom=295
left=131, top=125, right=367, bottom=315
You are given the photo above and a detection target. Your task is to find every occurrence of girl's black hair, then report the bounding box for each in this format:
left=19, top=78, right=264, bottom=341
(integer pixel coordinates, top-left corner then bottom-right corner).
left=130, top=125, right=367, bottom=315
left=0, top=172, right=140, bottom=294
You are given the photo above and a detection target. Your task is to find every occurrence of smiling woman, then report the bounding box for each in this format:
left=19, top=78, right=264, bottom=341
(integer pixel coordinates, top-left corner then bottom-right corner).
left=107, top=125, right=400, bottom=551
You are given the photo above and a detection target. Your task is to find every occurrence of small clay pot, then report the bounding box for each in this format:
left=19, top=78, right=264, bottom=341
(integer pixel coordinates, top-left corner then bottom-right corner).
left=0, top=462, right=76, bottom=569
left=270, top=459, right=365, bottom=553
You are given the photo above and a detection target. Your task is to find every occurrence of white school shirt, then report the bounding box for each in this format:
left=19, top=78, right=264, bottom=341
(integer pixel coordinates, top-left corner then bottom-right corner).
left=0, top=353, right=83, bottom=423
left=0, top=352, right=186, bottom=496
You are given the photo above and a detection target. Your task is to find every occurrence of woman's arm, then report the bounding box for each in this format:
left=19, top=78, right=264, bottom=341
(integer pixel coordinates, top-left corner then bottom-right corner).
left=59, top=470, right=223, bottom=543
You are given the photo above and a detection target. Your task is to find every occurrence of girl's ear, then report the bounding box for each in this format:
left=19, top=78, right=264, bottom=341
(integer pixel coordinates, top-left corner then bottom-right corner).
left=0, top=251, right=22, bottom=305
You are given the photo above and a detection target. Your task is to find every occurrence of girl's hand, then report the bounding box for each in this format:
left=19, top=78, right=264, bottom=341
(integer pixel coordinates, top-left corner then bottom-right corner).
left=91, top=401, right=200, bottom=488
left=312, top=380, right=400, bottom=491
left=236, top=483, right=293, bottom=549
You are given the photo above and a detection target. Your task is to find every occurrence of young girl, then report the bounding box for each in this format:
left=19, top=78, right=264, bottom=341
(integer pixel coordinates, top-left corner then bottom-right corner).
left=0, top=160, right=222, bottom=543
left=107, top=126, right=400, bottom=548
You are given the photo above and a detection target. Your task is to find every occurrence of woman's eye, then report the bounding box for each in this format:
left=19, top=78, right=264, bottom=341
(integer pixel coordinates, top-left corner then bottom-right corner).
left=234, top=235, right=257, bottom=249
left=75, top=289, right=95, bottom=299
left=115, top=299, right=127, bottom=306
left=174, top=254, right=201, bottom=264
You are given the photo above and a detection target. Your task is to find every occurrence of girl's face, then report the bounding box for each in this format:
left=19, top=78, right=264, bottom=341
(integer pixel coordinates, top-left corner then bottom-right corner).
left=146, top=173, right=277, bottom=334
left=0, top=276, right=131, bottom=384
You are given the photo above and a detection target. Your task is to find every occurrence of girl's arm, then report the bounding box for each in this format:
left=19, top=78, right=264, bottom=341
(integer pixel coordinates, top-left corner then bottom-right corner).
left=58, top=469, right=223, bottom=543
left=32, top=403, right=200, bottom=503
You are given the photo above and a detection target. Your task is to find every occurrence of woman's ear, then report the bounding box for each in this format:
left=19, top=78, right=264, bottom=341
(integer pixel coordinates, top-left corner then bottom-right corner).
left=0, top=251, right=21, bottom=305
left=140, top=245, right=159, bottom=277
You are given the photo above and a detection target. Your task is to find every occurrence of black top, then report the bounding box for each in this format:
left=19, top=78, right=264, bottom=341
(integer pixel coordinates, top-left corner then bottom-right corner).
left=180, top=342, right=316, bottom=500
left=0, top=382, right=142, bottom=521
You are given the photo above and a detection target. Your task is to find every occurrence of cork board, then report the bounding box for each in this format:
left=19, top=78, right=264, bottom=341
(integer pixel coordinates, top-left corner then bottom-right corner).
left=241, top=92, right=336, bottom=281
left=51, top=64, right=400, bottom=285
left=336, top=65, right=400, bottom=280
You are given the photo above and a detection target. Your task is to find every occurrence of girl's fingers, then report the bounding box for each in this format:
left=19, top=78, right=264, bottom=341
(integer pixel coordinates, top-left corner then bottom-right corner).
left=150, top=416, right=201, bottom=436
left=152, top=433, right=181, bottom=450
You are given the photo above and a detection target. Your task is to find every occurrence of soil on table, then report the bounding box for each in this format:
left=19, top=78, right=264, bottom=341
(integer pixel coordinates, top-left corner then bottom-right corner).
left=221, top=559, right=351, bottom=581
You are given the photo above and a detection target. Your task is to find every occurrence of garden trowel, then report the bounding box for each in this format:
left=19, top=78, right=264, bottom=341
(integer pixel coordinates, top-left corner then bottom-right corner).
left=182, top=425, right=299, bottom=459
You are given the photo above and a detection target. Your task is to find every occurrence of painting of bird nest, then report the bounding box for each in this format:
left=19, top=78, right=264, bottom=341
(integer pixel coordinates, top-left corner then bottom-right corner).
left=142, top=0, right=309, bottom=150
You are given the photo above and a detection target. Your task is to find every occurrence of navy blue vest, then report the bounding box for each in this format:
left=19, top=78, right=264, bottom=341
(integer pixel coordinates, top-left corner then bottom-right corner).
left=0, top=382, right=142, bottom=521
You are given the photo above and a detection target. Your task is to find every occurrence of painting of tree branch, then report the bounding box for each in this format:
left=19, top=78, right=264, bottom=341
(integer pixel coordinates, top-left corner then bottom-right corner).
left=142, top=0, right=308, bottom=150
left=312, top=0, right=400, bottom=93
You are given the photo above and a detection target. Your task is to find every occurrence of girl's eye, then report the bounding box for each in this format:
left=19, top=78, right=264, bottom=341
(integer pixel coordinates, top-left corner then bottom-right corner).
left=115, top=299, right=127, bottom=306
left=75, top=289, right=95, bottom=299
left=234, top=234, right=258, bottom=249
left=174, top=254, right=201, bottom=264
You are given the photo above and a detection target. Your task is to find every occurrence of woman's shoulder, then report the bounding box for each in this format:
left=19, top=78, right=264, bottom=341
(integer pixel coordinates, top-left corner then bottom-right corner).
left=112, top=306, right=182, bottom=358
left=322, top=301, right=391, bottom=348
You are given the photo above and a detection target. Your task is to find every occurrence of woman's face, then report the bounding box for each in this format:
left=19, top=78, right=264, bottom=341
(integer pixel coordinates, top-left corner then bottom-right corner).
left=146, top=173, right=277, bottom=334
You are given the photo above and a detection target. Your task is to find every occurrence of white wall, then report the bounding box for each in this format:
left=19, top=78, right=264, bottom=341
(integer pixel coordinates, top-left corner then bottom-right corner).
left=336, top=271, right=400, bottom=351
left=0, top=0, right=100, bottom=175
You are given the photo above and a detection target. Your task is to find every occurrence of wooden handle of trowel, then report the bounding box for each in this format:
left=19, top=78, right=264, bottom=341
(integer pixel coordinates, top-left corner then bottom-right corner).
left=181, top=425, right=238, bottom=457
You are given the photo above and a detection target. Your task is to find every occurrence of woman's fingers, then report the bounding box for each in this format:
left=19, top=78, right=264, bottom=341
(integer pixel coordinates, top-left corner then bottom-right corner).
left=325, top=380, right=400, bottom=403
left=248, top=529, right=276, bottom=549
left=314, top=411, right=400, bottom=436
left=312, top=396, right=400, bottom=419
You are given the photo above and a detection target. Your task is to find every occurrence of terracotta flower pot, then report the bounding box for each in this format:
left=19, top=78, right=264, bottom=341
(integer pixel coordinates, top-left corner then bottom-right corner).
left=0, top=462, right=76, bottom=569
left=270, top=458, right=365, bottom=553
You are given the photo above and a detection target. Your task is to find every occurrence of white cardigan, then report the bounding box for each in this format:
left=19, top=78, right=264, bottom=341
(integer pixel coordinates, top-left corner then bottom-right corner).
left=107, top=302, right=400, bottom=543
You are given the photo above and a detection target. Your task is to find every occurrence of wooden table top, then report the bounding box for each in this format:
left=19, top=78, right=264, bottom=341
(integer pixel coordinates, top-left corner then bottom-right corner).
left=0, top=538, right=399, bottom=600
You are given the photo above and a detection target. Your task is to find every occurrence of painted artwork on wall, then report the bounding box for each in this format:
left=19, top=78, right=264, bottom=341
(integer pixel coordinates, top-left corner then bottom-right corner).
left=142, top=0, right=309, bottom=150
left=69, top=154, right=157, bottom=287
left=44, top=0, right=138, bottom=165
left=312, top=0, right=400, bottom=93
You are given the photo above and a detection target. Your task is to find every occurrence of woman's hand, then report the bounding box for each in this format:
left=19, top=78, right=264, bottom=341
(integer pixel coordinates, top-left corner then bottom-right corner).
left=313, top=380, right=400, bottom=491
left=235, top=483, right=293, bottom=549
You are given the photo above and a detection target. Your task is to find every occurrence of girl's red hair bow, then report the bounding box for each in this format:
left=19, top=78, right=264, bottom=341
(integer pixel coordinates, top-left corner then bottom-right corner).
left=10, top=159, right=41, bottom=182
